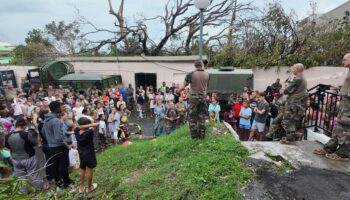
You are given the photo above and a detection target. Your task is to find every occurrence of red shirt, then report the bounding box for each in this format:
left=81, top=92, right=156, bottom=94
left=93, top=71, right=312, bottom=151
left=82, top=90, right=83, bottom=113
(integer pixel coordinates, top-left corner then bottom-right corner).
left=114, top=91, right=121, bottom=99
left=233, top=102, right=243, bottom=119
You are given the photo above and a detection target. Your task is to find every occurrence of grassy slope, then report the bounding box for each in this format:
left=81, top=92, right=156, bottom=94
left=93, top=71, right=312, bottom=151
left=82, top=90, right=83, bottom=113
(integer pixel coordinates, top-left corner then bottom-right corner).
left=91, top=124, right=250, bottom=199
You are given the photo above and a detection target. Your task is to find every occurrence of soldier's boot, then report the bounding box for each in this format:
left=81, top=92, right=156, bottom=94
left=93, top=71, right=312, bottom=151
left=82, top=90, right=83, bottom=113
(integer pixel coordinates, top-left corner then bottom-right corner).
left=335, top=143, right=350, bottom=159
left=266, top=124, right=279, bottom=139
left=314, top=139, right=338, bottom=156
left=323, top=138, right=338, bottom=154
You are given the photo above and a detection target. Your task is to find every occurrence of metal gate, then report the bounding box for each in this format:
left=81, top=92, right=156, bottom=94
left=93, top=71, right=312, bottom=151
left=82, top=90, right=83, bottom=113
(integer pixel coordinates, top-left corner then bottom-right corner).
left=303, top=84, right=339, bottom=137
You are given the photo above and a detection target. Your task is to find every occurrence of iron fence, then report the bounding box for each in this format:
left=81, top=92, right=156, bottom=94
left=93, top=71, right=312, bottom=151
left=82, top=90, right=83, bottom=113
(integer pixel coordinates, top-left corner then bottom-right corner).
left=303, top=84, right=339, bottom=137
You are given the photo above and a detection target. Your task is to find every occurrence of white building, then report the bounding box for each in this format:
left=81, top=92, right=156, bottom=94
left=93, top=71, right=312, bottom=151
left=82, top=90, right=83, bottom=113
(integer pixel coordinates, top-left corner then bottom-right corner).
left=56, top=56, right=206, bottom=89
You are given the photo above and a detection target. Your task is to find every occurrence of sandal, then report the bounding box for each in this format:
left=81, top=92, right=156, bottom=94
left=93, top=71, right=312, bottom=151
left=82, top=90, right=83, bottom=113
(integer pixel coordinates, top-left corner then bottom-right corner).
left=325, top=153, right=349, bottom=161
left=79, top=186, right=85, bottom=194
left=88, top=183, right=98, bottom=193
left=313, top=148, right=327, bottom=156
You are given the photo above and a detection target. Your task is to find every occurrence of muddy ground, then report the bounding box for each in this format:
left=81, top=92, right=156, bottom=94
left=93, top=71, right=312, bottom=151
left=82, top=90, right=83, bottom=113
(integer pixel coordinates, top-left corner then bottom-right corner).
left=243, top=158, right=350, bottom=200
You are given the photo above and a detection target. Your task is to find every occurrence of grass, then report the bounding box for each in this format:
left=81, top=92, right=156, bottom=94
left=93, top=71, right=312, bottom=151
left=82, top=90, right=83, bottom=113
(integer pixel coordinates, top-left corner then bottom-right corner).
left=88, top=123, right=250, bottom=199
left=32, top=123, right=250, bottom=199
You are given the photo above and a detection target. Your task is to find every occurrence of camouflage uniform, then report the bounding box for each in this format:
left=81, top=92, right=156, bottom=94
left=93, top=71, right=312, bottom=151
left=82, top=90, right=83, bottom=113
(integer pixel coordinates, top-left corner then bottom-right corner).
left=323, top=71, right=350, bottom=158
left=176, top=102, right=186, bottom=125
left=165, top=108, right=178, bottom=134
left=188, top=95, right=208, bottom=139
left=267, top=74, right=307, bottom=141
left=184, top=68, right=209, bottom=139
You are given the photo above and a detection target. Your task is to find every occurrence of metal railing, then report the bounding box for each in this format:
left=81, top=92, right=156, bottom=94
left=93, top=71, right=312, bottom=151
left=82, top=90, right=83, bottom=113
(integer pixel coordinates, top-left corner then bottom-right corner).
left=303, top=84, right=339, bottom=137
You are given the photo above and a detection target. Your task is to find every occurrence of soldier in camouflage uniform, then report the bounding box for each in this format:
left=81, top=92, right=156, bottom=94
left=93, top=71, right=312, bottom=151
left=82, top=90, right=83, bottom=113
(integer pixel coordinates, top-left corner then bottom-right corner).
left=178, top=60, right=210, bottom=139
left=266, top=63, right=308, bottom=143
left=314, top=53, right=350, bottom=161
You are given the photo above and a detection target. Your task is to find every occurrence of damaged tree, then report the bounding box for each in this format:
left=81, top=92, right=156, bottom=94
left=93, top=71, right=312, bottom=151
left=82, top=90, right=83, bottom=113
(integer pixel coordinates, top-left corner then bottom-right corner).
left=83, top=0, right=251, bottom=56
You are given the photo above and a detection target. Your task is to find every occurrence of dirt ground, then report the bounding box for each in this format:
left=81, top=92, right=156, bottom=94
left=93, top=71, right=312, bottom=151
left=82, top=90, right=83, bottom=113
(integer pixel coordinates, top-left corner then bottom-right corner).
left=243, top=158, right=350, bottom=200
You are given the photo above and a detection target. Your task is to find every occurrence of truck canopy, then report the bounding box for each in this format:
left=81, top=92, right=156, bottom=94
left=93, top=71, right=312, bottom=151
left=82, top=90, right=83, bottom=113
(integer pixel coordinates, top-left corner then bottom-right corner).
left=59, top=73, right=122, bottom=91
left=207, top=67, right=253, bottom=97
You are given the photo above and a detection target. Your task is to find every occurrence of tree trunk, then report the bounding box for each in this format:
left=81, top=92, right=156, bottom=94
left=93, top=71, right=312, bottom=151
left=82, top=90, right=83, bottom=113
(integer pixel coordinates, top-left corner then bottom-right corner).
left=227, top=0, right=237, bottom=46
left=108, top=0, right=130, bottom=49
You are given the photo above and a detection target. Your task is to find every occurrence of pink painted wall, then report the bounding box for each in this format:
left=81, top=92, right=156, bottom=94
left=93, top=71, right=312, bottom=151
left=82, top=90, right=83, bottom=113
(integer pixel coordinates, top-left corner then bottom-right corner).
left=253, top=66, right=348, bottom=92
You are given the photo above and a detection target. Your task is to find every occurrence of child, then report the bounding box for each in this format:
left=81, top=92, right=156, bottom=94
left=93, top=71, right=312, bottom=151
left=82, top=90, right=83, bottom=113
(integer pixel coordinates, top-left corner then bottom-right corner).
left=165, top=102, right=179, bottom=134
left=98, top=114, right=107, bottom=148
left=224, top=106, right=236, bottom=130
left=75, top=117, right=99, bottom=193
left=136, top=92, right=144, bottom=119
left=118, top=116, right=131, bottom=146
left=108, top=107, right=120, bottom=144
left=239, top=100, right=252, bottom=141
left=209, top=112, right=216, bottom=122
left=153, top=99, right=166, bottom=137
left=176, top=97, right=187, bottom=125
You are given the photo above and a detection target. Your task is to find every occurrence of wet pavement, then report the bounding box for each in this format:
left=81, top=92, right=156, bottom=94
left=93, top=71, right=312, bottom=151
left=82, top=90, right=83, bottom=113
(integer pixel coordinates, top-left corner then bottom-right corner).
left=242, top=141, right=350, bottom=200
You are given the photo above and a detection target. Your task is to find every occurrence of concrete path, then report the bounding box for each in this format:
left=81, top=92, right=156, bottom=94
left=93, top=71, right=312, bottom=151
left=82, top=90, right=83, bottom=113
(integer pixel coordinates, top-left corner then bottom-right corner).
left=243, top=141, right=350, bottom=173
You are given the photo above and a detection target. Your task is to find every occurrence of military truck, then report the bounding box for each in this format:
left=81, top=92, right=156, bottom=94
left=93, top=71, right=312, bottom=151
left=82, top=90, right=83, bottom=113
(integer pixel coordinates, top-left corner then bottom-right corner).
left=26, top=61, right=122, bottom=92
left=207, top=66, right=254, bottom=101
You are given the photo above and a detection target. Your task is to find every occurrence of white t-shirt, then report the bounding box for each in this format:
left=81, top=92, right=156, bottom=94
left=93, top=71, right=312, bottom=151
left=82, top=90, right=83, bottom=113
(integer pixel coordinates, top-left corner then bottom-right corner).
left=165, top=93, right=174, bottom=103
left=73, top=107, right=84, bottom=121
left=98, top=120, right=106, bottom=134
left=148, top=93, right=155, bottom=108
left=44, top=96, right=56, bottom=103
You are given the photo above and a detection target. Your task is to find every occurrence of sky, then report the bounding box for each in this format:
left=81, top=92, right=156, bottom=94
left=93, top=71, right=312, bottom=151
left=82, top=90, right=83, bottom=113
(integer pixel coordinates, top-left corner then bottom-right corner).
left=0, top=0, right=348, bottom=45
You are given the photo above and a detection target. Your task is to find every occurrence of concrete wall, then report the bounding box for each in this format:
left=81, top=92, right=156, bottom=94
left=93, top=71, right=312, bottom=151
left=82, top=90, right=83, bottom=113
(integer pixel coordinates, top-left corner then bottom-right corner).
left=2, top=64, right=348, bottom=93
left=253, top=66, right=348, bottom=92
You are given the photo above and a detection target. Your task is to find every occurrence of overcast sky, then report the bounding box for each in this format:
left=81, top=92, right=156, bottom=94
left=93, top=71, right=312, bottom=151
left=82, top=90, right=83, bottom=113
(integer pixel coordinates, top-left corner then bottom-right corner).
left=0, top=0, right=348, bottom=45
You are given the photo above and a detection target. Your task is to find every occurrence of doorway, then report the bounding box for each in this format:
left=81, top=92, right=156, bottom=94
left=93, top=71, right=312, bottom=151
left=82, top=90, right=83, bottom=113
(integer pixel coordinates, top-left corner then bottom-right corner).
left=135, top=73, right=157, bottom=91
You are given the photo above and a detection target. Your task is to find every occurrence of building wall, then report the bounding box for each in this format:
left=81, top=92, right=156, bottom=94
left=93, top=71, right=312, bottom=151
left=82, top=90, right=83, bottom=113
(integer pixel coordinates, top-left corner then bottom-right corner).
left=71, top=61, right=195, bottom=89
left=2, top=64, right=348, bottom=93
left=253, top=66, right=348, bottom=92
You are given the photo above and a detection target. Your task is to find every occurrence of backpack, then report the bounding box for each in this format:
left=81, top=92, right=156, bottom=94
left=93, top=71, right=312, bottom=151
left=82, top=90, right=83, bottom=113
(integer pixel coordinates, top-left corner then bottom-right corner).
left=5, top=131, right=36, bottom=157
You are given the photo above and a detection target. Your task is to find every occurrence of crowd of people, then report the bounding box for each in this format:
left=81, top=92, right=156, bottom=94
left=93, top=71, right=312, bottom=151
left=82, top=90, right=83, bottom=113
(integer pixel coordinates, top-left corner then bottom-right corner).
left=0, top=83, right=157, bottom=193
left=1, top=54, right=350, bottom=195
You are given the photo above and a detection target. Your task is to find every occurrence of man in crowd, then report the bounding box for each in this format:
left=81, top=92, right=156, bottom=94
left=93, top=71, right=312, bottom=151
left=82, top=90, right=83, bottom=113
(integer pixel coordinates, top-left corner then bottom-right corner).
left=270, top=78, right=282, bottom=94
left=5, top=119, right=43, bottom=194
left=127, top=84, right=135, bottom=110
left=266, top=63, right=308, bottom=144
left=314, top=53, right=350, bottom=161
left=43, top=101, right=73, bottom=188
left=179, top=60, right=210, bottom=139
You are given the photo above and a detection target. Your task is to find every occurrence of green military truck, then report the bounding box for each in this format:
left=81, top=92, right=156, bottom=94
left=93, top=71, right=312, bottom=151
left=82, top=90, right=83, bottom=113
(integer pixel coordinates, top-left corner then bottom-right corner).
left=27, top=61, right=122, bottom=92
left=207, top=67, right=254, bottom=101
left=207, top=66, right=254, bottom=120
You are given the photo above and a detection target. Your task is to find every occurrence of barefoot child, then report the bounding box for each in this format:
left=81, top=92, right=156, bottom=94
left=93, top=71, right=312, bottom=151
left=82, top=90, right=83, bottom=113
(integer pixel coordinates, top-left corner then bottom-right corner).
left=75, top=117, right=99, bottom=193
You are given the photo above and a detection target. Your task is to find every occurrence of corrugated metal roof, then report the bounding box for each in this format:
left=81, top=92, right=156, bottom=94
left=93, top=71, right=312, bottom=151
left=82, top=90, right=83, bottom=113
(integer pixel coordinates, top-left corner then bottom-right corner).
left=56, top=55, right=208, bottom=63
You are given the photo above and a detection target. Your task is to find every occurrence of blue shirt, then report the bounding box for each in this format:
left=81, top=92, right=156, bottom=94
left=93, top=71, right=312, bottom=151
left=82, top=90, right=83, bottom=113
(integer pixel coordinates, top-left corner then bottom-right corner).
left=239, top=107, right=252, bottom=126
left=208, top=104, right=221, bottom=121
left=119, top=87, right=128, bottom=102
